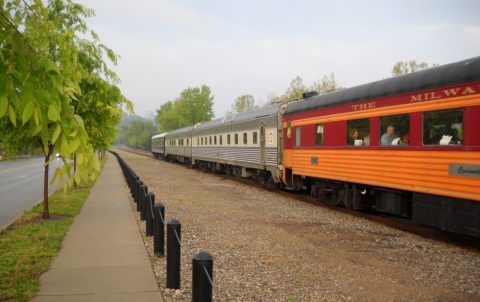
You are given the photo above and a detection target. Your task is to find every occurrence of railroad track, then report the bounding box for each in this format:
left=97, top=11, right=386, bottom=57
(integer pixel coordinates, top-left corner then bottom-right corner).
left=114, top=146, right=480, bottom=250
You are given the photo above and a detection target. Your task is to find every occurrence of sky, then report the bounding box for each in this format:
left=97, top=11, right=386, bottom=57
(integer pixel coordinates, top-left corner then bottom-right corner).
left=77, top=0, right=480, bottom=119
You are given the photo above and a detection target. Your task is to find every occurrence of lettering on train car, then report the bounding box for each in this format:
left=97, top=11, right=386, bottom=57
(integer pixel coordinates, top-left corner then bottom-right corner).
left=352, top=102, right=376, bottom=111
left=411, top=85, right=479, bottom=102
left=449, top=164, right=480, bottom=179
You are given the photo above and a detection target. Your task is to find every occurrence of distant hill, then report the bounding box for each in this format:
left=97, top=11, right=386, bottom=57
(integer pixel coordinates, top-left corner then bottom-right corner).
left=117, top=112, right=157, bottom=130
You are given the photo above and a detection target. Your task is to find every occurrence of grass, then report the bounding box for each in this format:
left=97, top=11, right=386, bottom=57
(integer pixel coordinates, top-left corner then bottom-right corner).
left=0, top=155, right=107, bottom=302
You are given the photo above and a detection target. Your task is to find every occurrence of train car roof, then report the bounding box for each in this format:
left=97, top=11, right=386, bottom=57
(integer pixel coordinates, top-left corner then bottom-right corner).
left=284, top=56, right=480, bottom=115
left=195, top=102, right=287, bottom=131
left=165, top=126, right=192, bottom=137
left=194, top=116, right=227, bottom=130
left=152, top=132, right=167, bottom=139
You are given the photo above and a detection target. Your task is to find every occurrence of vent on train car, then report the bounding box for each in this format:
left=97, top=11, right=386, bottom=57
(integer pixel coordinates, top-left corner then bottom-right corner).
left=303, top=91, right=319, bottom=99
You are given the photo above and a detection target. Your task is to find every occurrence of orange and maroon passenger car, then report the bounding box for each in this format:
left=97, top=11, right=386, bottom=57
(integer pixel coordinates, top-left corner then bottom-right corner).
left=283, top=57, right=480, bottom=238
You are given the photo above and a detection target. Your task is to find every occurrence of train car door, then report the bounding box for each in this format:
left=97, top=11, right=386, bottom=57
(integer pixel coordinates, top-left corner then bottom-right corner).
left=260, top=122, right=266, bottom=165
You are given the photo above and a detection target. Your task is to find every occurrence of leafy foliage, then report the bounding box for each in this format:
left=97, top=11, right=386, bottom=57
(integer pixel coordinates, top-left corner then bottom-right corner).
left=117, top=119, right=156, bottom=150
left=391, top=60, right=439, bottom=77
left=260, top=74, right=342, bottom=107
left=282, top=76, right=308, bottom=100
left=0, top=0, right=130, bottom=216
left=226, top=94, right=258, bottom=115
left=310, top=73, right=340, bottom=95
left=156, top=85, right=214, bottom=132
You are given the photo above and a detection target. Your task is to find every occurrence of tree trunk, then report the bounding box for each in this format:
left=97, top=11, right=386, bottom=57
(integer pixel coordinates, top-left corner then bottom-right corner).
left=43, top=154, right=50, bottom=219
left=43, top=146, right=53, bottom=219
left=74, top=153, right=77, bottom=188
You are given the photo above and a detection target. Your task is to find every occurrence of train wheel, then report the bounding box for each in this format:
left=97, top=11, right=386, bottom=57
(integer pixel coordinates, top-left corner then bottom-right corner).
left=265, top=174, right=276, bottom=189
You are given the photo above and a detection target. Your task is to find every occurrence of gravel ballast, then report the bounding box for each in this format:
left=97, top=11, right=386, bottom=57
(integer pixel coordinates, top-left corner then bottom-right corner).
left=116, top=149, right=480, bottom=302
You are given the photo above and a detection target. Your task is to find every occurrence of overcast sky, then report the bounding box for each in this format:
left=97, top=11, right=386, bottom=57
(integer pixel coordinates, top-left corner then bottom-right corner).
left=77, top=0, right=480, bottom=119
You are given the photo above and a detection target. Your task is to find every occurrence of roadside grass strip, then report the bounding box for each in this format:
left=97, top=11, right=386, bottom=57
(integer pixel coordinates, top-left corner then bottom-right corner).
left=0, top=155, right=107, bottom=302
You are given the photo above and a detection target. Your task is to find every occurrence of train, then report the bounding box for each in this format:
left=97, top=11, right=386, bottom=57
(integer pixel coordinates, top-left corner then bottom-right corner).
left=152, top=56, right=480, bottom=238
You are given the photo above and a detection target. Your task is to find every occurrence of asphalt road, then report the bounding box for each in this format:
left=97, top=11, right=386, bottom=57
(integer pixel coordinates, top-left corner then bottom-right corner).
left=0, top=157, right=60, bottom=229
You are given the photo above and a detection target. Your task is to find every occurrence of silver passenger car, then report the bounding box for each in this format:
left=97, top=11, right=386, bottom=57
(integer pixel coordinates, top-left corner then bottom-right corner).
left=151, top=132, right=167, bottom=159
left=191, top=101, right=293, bottom=187
left=164, top=126, right=194, bottom=165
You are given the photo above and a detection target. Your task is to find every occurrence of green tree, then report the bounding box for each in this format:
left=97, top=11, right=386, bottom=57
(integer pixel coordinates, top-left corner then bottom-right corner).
left=155, top=101, right=182, bottom=132
left=156, top=85, right=214, bottom=132
left=391, top=60, right=439, bottom=77
left=226, top=94, right=258, bottom=115
left=0, top=0, right=129, bottom=218
left=138, top=129, right=152, bottom=151
left=282, top=76, right=308, bottom=100
left=176, top=85, right=214, bottom=125
left=310, top=73, right=341, bottom=95
left=120, top=119, right=156, bottom=150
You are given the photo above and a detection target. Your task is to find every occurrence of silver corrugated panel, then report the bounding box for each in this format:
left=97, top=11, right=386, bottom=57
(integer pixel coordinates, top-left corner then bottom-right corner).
left=265, top=148, right=277, bottom=166
left=193, top=147, right=278, bottom=167
left=166, top=147, right=190, bottom=157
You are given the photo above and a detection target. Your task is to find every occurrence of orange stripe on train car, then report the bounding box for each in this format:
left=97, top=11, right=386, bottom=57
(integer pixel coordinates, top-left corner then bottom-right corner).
left=289, top=149, right=480, bottom=201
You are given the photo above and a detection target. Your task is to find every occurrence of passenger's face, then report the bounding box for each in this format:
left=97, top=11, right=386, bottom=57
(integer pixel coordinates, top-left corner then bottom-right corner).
left=387, top=127, right=394, bottom=135
left=353, top=131, right=358, bottom=139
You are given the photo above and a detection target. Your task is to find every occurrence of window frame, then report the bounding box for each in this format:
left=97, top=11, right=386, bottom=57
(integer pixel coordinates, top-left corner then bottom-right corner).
left=295, top=127, right=301, bottom=147
left=422, top=109, right=464, bottom=146
left=315, top=124, right=323, bottom=146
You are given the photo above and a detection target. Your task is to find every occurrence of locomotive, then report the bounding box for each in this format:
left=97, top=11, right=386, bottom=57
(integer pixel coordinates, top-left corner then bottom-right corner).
left=153, top=56, right=480, bottom=238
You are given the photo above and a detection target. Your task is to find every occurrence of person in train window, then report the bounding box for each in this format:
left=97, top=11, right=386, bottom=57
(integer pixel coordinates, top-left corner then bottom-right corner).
left=381, top=125, right=403, bottom=145
left=449, top=129, right=463, bottom=145
left=347, top=129, right=361, bottom=146
left=423, top=127, right=437, bottom=145
left=402, top=133, right=410, bottom=146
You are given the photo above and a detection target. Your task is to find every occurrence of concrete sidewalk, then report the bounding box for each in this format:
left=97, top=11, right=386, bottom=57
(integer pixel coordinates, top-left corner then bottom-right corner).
left=32, top=155, right=163, bottom=302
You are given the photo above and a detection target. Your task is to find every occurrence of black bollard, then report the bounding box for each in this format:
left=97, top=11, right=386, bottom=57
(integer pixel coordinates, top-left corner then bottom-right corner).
left=166, top=219, right=181, bottom=289
left=192, top=251, right=214, bottom=302
left=153, top=203, right=165, bottom=256
left=132, top=175, right=139, bottom=199
left=140, top=185, right=148, bottom=220
left=136, top=180, right=143, bottom=211
left=146, top=192, right=154, bottom=236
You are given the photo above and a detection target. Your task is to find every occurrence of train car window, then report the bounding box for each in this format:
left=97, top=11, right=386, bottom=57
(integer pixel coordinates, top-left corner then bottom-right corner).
left=187, top=139, right=189, bottom=146
left=295, top=127, right=301, bottom=147
left=235, top=133, right=239, bottom=145
left=315, top=124, right=323, bottom=146
left=379, top=114, right=410, bottom=146
left=423, top=110, right=463, bottom=145
left=287, top=120, right=292, bottom=138
left=209, top=136, right=212, bottom=145
left=347, top=118, right=369, bottom=146
left=227, top=134, right=231, bottom=145
left=243, top=133, right=247, bottom=145
left=197, top=137, right=199, bottom=146
left=220, top=135, right=223, bottom=145
left=214, top=136, right=217, bottom=145
left=201, top=137, right=203, bottom=145
left=253, top=132, right=258, bottom=144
